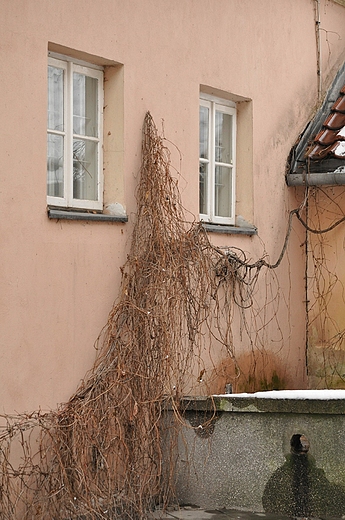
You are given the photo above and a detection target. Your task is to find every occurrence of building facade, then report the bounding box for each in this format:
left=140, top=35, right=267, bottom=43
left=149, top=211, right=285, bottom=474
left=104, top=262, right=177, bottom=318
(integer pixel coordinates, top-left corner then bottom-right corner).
left=1, top=0, right=345, bottom=417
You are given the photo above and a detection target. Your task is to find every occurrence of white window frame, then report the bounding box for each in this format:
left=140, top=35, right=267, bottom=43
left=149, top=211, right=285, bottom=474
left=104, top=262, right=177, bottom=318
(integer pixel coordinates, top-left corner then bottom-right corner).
left=47, top=53, right=104, bottom=211
left=199, top=94, right=236, bottom=225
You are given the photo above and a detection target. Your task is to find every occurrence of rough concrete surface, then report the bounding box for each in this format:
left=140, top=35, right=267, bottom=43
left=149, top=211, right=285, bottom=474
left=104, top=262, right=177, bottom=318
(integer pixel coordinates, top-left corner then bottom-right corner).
left=150, top=507, right=292, bottom=520
left=173, top=396, right=345, bottom=515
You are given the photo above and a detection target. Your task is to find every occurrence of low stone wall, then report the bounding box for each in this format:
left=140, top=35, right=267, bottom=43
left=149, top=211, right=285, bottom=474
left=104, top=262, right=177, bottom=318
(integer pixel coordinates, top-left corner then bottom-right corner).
left=175, top=393, right=345, bottom=516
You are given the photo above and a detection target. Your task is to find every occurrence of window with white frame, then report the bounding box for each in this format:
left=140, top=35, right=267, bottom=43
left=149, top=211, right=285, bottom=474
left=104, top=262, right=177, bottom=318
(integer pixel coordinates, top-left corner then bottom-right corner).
left=199, top=95, right=236, bottom=225
left=47, top=54, right=104, bottom=210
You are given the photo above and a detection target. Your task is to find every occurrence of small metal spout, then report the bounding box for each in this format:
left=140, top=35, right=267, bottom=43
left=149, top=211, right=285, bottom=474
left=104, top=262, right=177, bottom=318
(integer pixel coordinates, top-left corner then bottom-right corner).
left=225, top=383, right=233, bottom=394
left=291, top=433, right=310, bottom=455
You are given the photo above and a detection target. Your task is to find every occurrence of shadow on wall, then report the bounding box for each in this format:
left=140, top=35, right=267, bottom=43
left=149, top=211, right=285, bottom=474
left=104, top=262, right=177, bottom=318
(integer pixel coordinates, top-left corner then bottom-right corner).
left=263, top=434, right=345, bottom=517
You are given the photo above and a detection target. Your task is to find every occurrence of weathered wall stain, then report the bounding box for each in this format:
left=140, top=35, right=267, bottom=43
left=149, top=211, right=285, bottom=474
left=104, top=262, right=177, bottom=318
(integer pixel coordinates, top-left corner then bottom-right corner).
left=263, top=434, right=345, bottom=517
left=207, top=351, right=289, bottom=394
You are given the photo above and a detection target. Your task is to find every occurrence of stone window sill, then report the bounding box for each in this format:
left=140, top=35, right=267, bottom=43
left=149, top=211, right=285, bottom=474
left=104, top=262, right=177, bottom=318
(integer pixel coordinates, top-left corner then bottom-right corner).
left=48, top=208, right=128, bottom=223
left=202, top=222, right=257, bottom=236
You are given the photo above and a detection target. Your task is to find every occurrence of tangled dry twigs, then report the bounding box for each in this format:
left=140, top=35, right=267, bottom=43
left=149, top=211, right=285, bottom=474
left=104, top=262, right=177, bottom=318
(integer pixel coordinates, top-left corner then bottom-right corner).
left=0, top=113, right=294, bottom=519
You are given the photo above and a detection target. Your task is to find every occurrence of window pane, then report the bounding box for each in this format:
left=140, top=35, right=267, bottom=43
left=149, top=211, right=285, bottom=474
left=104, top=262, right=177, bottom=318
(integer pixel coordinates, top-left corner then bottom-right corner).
left=73, top=139, right=98, bottom=201
left=215, top=111, right=232, bottom=164
left=214, top=165, right=232, bottom=217
left=47, top=134, right=64, bottom=197
left=47, top=66, right=64, bottom=131
left=199, top=106, right=209, bottom=159
left=199, top=161, right=208, bottom=215
left=73, top=73, right=98, bottom=137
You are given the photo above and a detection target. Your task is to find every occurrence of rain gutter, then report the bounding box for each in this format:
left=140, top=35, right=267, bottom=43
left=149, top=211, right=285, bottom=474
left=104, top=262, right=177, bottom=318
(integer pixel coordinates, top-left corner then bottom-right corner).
left=286, top=171, right=345, bottom=186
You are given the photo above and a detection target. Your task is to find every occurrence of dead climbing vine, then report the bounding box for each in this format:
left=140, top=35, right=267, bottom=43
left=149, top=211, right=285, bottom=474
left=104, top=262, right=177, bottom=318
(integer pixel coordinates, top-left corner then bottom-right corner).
left=297, top=186, right=345, bottom=388
left=0, top=113, right=299, bottom=519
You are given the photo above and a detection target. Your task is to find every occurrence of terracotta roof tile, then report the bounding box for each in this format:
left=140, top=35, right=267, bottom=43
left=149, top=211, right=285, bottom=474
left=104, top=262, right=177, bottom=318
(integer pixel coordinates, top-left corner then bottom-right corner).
left=332, top=96, right=345, bottom=113
left=307, top=83, right=345, bottom=160
left=315, top=128, right=339, bottom=145
left=307, top=143, right=330, bottom=159
left=324, top=111, right=345, bottom=129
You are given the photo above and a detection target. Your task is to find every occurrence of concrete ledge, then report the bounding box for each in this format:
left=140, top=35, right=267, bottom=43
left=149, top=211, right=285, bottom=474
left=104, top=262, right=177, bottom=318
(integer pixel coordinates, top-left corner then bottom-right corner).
left=173, top=391, right=345, bottom=513
left=179, top=394, right=345, bottom=415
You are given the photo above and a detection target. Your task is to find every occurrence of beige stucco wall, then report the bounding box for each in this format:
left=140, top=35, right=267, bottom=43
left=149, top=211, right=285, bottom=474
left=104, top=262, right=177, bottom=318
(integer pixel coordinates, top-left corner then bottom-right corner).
left=1, top=0, right=345, bottom=413
left=306, top=187, right=345, bottom=389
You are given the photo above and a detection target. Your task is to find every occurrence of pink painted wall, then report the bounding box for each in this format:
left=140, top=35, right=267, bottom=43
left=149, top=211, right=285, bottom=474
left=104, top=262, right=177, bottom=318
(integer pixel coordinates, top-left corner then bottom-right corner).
left=307, top=188, right=345, bottom=389
left=1, top=0, right=345, bottom=412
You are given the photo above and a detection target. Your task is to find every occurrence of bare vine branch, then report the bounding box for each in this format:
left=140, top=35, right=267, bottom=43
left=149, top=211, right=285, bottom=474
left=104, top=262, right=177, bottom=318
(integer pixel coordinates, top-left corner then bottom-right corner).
left=0, top=112, right=296, bottom=518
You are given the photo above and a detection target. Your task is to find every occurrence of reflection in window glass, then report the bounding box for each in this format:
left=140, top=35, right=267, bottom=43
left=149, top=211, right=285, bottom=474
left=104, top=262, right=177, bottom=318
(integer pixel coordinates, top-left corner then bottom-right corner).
left=47, top=134, right=64, bottom=198
left=199, top=162, right=208, bottom=215
left=73, top=139, right=98, bottom=201
left=215, top=165, right=232, bottom=217
left=47, top=66, right=64, bottom=132
left=73, top=73, right=98, bottom=137
left=215, top=111, right=232, bottom=164
left=199, top=106, right=209, bottom=159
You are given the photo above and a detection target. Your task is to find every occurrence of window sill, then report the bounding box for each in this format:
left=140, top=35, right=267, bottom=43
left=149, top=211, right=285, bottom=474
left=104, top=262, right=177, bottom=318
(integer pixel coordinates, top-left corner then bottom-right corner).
left=48, top=208, right=128, bottom=223
left=201, top=222, right=257, bottom=235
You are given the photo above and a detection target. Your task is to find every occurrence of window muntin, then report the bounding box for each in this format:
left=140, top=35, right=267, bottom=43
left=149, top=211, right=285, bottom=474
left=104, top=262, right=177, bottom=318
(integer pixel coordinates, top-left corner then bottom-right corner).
left=47, top=56, right=103, bottom=210
left=199, top=96, right=236, bottom=225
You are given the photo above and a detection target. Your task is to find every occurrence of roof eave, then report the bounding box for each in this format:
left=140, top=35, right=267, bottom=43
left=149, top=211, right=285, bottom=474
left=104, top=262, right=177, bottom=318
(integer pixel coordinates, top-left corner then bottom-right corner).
left=287, top=61, right=345, bottom=184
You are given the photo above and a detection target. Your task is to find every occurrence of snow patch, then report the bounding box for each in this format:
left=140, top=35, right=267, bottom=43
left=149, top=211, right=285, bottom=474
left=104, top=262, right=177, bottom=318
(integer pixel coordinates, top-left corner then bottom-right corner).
left=215, top=389, right=345, bottom=399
